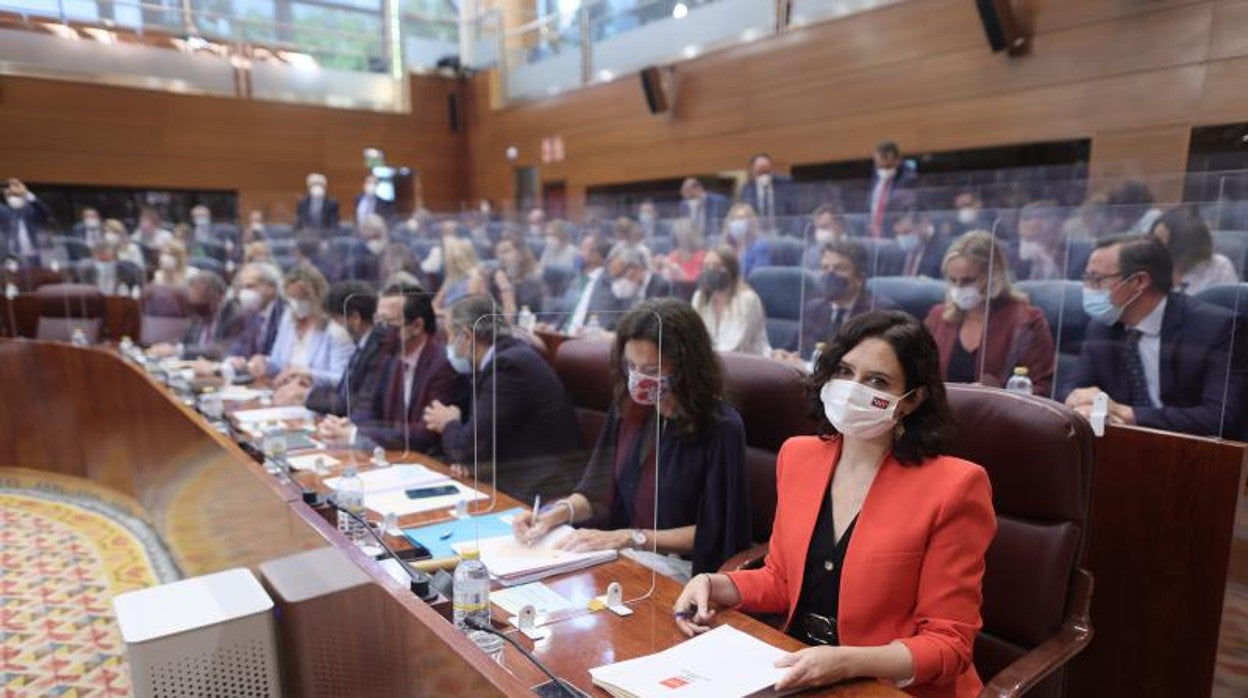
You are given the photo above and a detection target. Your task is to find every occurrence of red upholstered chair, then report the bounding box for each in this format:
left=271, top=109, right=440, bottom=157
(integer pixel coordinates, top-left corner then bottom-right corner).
left=35, top=283, right=106, bottom=342
left=140, top=284, right=190, bottom=346
left=722, top=385, right=1095, bottom=698
left=552, top=337, right=614, bottom=451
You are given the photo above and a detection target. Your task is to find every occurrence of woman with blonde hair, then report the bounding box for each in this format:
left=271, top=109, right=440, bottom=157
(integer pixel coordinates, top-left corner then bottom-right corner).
left=248, top=263, right=353, bottom=389
left=690, top=245, right=770, bottom=355
left=153, top=239, right=191, bottom=286
left=922, top=230, right=1055, bottom=395
left=432, top=237, right=485, bottom=314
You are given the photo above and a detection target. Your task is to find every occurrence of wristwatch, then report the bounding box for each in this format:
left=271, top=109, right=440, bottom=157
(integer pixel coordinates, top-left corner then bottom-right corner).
left=629, top=529, right=647, bottom=549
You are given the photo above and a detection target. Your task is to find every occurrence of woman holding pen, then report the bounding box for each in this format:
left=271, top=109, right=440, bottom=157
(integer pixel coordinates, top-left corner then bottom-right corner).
left=512, top=298, right=752, bottom=578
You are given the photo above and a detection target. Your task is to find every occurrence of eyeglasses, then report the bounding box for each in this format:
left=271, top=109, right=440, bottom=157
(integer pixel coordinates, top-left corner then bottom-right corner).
left=1082, top=271, right=1129, bottom=288
left=799, top=612, right=839, bottom=646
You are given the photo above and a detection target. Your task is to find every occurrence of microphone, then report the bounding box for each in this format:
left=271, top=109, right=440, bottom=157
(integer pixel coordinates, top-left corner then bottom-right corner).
left=462, top=616, right=580, bottom=698
left=320, top=487, right=436, bottom=603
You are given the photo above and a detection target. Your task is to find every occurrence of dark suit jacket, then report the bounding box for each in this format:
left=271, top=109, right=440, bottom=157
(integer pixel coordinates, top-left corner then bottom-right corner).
left=924, top=297, right=1056, bottom=396
left=902, top=233, right=952, bottom=279
left=800, top=291, right=896, bottom=357
left=352, top=334, right=463, bottom=452
left=1009, top=240, right=1091, bottom=282
left=739, top=176, right=800, bottom=231
left=440, top=335, right=584, bottom=502
left=295, top=196, right=340, bottom=233
left=181, top=300, right=246, bottom=361
left=306, top=325, right=392, bottom=418
left=679, top=192, right=731, bottom=234
left=864, top=168, right=919, bottom=217
left=583, top=273, right=673, bottom=331
left=1, top=198, right=50, bottom=260
left=228, top=299, right=285, bottom=358
left=1066, top=293, right=1248, bottom=438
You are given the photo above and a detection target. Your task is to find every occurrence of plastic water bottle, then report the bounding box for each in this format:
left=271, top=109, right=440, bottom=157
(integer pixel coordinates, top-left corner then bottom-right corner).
left=809, top=341, right=827, bottom=371
left=70, top=327, right=88, bottom=346
left=372, top=445, right=389, bottom=468
left=453, top=548, right=491, bottom=631
left=334, top=467, right=368, bottom=546
left=117, top=283, right=129, bottom=298
left=517, top=305, right=536, bottom=334
left=585, top=314, right=603, bottom=338
left=1006, top=366, right=1033, bottom=395
left=220, top=359, right=236, bottom=385
left=4, top=282, right=17, bottom=300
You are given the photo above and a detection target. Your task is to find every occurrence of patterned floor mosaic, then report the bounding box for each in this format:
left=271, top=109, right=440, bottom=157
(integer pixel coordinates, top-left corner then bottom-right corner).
left=0, top=468, right=179, bottom=697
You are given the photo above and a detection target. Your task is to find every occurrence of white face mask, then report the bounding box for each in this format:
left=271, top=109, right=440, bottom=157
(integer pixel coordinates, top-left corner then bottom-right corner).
left=193, top=214, right=210, bottom=227
left=727, top=218, right=749, bottom=240
left=821, top=379, right=911, bottom=440
left=84, top=217, right=101, bottom=229
left=309, top=185, right=326, bottom=198
left=238, top=287, right=263, bottom=313
left=6, top=196, right=25, bottom=210
left=957, top=207, right=979, bottom=225
left=949, top=284, right=984, bottom=311
left=158, top=253, right=179, bottom=271
left=1018, top=239, right=1045, bottom=262
left=289, top=298, right=313, bottom=320
left=611, top=276, right=640, bottom=300
left=876, top=167, right=897, bottom=179
left=104, top=232, right=122, bottom=246
left=895, top=232, right=920, bottom=253
left=814, top=227, right=836, bottom=245
left=366, top=239, right=387, bottom=255
left=755, top=173, right=773, bottom=188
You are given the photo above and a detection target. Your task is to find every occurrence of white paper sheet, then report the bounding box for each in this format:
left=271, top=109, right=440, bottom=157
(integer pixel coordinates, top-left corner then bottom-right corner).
left=233, top=405, right=315, bottom=424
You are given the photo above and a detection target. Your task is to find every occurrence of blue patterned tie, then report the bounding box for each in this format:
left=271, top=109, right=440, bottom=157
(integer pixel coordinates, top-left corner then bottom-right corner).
left=1123, top=329, right=1152, bottom=407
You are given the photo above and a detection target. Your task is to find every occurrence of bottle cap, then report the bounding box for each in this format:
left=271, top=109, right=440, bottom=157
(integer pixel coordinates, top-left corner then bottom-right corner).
left=1014, top=366, right=1029, bottom=376
left=815, top=342, right=826, bottom=350
left=460, top=548, right=480, bottom=560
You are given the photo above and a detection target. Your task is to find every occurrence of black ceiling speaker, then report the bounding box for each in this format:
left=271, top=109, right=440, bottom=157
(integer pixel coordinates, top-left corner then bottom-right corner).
left=975, top=0, right=1029, bottom=55
left=640, top=66, right=669, bottom=114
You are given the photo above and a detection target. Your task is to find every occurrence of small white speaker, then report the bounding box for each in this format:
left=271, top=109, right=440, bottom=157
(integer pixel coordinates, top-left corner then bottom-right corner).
left=113, top=567, right=283, bottom=698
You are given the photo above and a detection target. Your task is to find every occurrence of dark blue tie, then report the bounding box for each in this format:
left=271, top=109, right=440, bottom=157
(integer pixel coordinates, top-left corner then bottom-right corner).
left=1123, top=329, right=1152, bottom=407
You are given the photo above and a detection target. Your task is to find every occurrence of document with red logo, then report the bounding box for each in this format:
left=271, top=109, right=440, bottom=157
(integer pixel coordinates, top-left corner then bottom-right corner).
left=589, top=625, right=795, bottom=698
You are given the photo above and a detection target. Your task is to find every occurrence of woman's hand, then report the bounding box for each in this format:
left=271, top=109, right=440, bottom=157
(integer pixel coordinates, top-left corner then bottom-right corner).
left=247, top=354, right=267, bottom=378
left=554, top=528, right=631, bottom=553
left=672, top=574, right=718, bottom=636
left=773, top=646, right=860, bottom=691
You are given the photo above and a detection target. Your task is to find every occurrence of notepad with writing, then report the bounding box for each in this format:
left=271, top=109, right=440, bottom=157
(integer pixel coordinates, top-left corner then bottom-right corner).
left=589, top=625, right=795, bottom=698
left=451, top=526, right=617, bottom=586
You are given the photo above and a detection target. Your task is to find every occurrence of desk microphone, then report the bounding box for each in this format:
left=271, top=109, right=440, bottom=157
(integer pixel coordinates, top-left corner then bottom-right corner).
left=462, top=616, right=580, bottom=698
left=321, top=492, right=436, bottom=603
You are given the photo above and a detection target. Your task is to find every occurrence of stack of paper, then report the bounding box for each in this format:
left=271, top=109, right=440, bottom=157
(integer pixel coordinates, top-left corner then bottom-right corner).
left=589, top=625, right=794, bottom=698
left=452, top=526, right=617, bottom=586
left=324, top=464, right=487, bottom=517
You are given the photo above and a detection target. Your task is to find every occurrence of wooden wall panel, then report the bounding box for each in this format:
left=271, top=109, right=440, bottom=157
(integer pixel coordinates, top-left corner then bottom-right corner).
left=0, top=73, right=470, bottom=220
left=466, top=0, right=1248, bottom=214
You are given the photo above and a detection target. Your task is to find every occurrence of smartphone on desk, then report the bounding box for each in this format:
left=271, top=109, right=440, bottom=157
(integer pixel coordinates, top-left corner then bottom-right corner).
left=405, top=484, right=460, bottom=500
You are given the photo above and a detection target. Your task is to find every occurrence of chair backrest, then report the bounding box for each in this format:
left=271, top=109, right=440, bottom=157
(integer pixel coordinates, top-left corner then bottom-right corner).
left=328, top=237, right=365, bottom=257
left=267, top=223, right=294, bottom=239
left=1212, top=230, right=1248, bottom=276
left=943, top=384, right=1094, bottom=698
left=35, top=283, right=106, bottom=342
left=644, top=236, right=673, bottom=256
left=1195, top=282, right=1248, bottom=319
left=856, top=237, right=907, bottom=276
left=1016, top=279, right=1091, bottom=356
left=142, top=284, right=189, bottom=318
left=141, top=316, right=190, bottom=346
left=766, top=237, right=805, bottom=267
left=864, top=276, right=947, bottom=321
left=748, top=266, right=822, bottom=321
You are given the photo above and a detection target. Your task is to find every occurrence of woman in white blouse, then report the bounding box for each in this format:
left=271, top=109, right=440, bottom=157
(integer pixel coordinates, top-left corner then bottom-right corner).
left=690, top=245, right=771, bottom=356
left=248, top=263, right=353, bottom=389
left=1151, top=206, right=1240, bottom=295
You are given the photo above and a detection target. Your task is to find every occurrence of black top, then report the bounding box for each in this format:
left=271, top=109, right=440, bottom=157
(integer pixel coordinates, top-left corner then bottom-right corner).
left=947, top=337, right=978, bottom=384
left=789, top=491, right=857, bottom=646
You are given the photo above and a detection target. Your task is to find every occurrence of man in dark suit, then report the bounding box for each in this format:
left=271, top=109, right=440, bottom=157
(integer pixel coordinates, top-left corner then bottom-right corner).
left=353, top=174, right=394, bottom=227
left=738, top=153, right=800, bottom=234
left=177, top=271, right=244, bottom=360
left=320, top=283, right=462, bottom=453
left=895, top=208, right=950, bottom=279
left=679, top=178, right=730, bottom=237
left=866, top=141, right=918, bottom=237
left=295, top=172, right=340, bottom=234
left=582, top=244, right=672, bottom=332
left=226, top=262, right=286, bottom=364
left=1012, top=200, right=1090, bottom=281
left=1065, top=234, right=1248, bottom=439
left=424, top=294, right=584, bottom=503
left=71, top=208, right=104, bottom=246
left=1, top=179, right=50, bottom=267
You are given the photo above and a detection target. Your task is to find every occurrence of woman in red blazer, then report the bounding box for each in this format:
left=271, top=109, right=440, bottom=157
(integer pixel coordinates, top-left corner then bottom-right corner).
left=923, top=230, right=1055, bottom=396
left=674, top=310, right=996, bottom=697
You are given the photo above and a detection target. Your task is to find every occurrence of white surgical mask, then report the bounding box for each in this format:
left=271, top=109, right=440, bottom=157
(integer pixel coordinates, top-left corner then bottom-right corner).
left=446, top=341, right=473, bottom=375
left=193, top=214, right=210, bottom=227
left=289, top=298, right=313, bottom=320
left=238, top=287, right=263, bottom=313
left=158, top=253, right=179, bottom=271
left=814, top=228, right=836, bottom=245
left=755, top=173, right=773, bottom=188
left=821, top=379, right=911, bottom=440
left=84, top=218, right=101, bottom=230
left=727, top=219, right=749, bottom=240
left=876, top=167, right=897, bottom=179
left=957, top=208, right=979, bottom=225
left=1018, top=239, right=1045, bottom=262
left=309, top=185, right=326, bottom=198
left=895, top=233, right=920, bottom=253
left=611, top=276, right=640, bottom=300
left=6, top=196, right=25, bottom=210
left=366, top=239, right=387, bottom=255
left=104, top=231, right=122, bottom=246
left=949, top=284, right=984, bottom=311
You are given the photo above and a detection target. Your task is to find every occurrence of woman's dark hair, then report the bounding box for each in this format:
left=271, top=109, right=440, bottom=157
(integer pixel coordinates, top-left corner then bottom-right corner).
left=611, top=297, right=724, bottom=439
left=1152, top=205, right=1212, bottom=274
left=807, top=310, right=956, bottom=465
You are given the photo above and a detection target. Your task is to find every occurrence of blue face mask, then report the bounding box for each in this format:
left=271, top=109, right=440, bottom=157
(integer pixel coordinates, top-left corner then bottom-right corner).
left=1082, top=274, right=1139, bottom=325
left=446, top=340, right=473, bottom=375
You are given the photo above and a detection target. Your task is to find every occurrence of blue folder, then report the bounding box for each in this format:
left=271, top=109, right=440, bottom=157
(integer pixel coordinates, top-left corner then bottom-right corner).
left=402, top=507, right=526, bottom=558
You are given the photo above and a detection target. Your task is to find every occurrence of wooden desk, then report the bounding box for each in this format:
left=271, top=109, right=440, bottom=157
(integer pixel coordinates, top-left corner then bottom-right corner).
left=288, top=450, right=903, bottom=698
left=1, top=294, right=141, bottom=341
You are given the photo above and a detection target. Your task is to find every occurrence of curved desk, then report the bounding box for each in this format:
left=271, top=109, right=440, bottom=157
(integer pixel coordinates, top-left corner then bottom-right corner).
left=0, top=340, right=901, bottom=698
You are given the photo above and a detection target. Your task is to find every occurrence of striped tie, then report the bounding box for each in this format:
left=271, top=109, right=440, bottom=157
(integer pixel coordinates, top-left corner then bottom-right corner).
left=1123, top=329, right=1152, bottom=407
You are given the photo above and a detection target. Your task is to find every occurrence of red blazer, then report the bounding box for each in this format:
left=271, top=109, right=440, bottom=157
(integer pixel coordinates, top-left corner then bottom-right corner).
left=727, top=436, right=995, bottom=698
left=923, top=297, right=1054, bottom=396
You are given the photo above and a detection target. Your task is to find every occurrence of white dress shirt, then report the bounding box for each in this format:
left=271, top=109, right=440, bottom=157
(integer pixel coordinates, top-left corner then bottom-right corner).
left=1180, top=254, right=1240, bottom=296
left=691, top=286, right=772, bottom=356
left=1127, top=296, right=1167, bottom=408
